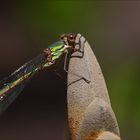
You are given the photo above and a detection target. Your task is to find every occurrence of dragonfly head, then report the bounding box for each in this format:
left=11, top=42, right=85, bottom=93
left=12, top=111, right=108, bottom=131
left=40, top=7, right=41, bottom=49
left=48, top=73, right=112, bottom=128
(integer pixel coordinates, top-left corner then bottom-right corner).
left=60, top=33, right=79, bottom=51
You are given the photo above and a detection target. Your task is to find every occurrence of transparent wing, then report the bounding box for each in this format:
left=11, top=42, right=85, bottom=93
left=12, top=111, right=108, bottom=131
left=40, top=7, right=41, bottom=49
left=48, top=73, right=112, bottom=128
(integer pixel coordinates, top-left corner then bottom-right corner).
left=0, top=53, right=46, bottom=115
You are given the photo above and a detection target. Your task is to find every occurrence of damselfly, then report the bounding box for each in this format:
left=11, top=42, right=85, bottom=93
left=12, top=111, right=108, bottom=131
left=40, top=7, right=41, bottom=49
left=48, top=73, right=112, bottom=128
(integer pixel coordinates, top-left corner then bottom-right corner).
left=0, top=33, right=90, bottom=114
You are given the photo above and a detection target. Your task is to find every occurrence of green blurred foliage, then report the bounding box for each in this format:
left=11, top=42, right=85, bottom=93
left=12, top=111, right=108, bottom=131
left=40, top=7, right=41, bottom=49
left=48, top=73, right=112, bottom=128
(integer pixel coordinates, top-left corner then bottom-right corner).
left=15, top=1, right=99, bottom=30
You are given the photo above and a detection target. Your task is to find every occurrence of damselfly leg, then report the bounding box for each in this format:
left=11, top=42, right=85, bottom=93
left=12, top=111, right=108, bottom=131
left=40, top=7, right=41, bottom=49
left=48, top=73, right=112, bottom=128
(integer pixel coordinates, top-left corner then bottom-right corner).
left=63, top=33, right=90, bottom=83
left=0, top=33, right=90, bottom=115
left=64, top=51, right=90, bottom=83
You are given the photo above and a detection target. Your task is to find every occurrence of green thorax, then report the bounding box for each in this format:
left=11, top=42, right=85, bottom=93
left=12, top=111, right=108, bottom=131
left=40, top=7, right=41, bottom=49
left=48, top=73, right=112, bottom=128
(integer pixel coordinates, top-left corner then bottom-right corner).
left=49, top=41, right=65, bottom=60
left=42, top=41, right=65, bottom=68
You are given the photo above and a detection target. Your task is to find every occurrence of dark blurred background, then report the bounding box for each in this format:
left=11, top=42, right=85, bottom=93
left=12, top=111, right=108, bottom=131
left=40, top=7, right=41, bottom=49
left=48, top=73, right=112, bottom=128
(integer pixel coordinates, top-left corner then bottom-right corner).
left=0, top=0, right=140, bottom=140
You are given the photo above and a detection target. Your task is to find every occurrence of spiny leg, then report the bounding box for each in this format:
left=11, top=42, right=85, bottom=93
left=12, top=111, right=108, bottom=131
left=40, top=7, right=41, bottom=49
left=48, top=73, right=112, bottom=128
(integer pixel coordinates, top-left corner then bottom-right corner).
left=53, top=69, right=65, bottom=81
left=64, top=50, right=90, bottom=83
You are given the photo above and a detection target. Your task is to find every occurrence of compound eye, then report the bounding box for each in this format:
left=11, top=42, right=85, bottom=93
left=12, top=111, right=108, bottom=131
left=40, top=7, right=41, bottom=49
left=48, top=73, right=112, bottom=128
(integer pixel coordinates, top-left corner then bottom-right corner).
left=68, top=34, right=75, bottom=41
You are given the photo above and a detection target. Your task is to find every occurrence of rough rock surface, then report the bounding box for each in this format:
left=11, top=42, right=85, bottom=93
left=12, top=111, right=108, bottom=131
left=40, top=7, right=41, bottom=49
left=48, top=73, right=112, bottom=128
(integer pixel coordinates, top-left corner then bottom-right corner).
left=96, top=131, right=121, bottom=140
left=67, top=34, right=120, bottom=140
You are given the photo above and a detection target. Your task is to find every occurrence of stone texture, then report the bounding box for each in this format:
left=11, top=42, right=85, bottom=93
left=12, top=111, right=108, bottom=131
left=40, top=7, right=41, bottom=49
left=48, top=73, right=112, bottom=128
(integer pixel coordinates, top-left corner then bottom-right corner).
left=67, top=34, right=120, bottom=140
left=97, top=131, right=121, bottom=140
left=77, top=98, right=119, bottom=140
